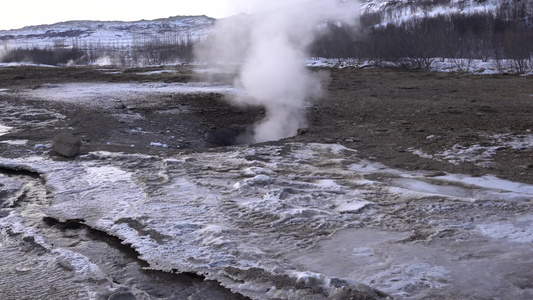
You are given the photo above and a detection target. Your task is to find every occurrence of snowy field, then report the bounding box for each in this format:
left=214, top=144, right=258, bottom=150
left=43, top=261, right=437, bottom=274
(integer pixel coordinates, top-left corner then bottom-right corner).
left=1, top=56, right=532, bottom=75
left=16, top=81, right=241, bottom=108
left=306, top=57, right=533, bottom=75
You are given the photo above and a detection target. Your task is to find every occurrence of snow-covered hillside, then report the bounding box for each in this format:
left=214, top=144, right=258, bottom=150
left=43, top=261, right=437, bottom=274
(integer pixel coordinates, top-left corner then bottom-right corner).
left=0, top=16, right=215, bottom=48
left=0, top=1, right=529, bottom=49
left=362, top=0, right=503, bottom=14
left=1, top=0, right=531, bottom=72
left=361, top=0, right=530, bottom=26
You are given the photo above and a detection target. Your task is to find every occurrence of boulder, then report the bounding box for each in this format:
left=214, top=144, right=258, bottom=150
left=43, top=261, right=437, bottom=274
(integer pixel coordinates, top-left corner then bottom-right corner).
left=53, top=133, right=81, bottom=157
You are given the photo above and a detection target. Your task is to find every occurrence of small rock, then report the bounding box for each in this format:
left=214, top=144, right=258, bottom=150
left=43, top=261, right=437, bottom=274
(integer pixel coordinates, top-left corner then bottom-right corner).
left=297, top=128, right=309, bottom=135
left=53, top=133, right=81, bottom=157
left=114, top=101, right=126, bottom=109
left=345, top=137, right=360, bottom=143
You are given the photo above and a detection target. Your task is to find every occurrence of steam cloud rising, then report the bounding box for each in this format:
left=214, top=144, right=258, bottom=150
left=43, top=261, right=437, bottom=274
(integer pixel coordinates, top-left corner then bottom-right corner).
left=198, top=0, right=359, bottom=143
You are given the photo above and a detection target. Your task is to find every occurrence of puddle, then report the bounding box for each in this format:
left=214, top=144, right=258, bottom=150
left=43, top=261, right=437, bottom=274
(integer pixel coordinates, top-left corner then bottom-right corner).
left=289, top=226, right=533, bottom=299
left=286, top=228, right=410, bottom=279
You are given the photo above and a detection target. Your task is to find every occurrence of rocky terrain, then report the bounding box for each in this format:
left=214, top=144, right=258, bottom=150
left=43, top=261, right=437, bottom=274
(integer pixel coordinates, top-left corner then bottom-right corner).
left=1, top=65, right=532, bottom=299
left=1, top=65, right=532, bottom=183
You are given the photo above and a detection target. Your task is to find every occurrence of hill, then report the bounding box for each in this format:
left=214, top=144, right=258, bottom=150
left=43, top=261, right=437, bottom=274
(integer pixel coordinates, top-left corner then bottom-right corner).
left=0, top=15, right=215, bottom=48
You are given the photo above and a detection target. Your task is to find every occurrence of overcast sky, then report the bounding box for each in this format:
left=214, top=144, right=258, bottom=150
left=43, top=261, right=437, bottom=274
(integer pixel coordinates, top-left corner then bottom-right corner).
left=0, top=0, right=307, bottom=30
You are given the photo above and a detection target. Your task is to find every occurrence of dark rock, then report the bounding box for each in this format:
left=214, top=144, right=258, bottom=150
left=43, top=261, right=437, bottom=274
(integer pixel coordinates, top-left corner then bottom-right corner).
left=53, top=133, right=81, bottom=157
left=297, top=128, right=309, bottom=135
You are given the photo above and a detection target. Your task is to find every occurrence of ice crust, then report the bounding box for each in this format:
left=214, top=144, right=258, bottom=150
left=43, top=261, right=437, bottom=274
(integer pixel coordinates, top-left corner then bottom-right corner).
left=1, top=143, right=533, bottom=299
left=409, top=133, right=533, bottom=167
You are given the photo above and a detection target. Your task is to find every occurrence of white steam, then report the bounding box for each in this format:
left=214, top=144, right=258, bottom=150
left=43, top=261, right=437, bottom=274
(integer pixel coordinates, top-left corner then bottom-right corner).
left=94, top=55, right=113, bottom=66
left=199, top=0, right=360, bottom=143
left=0, top=41, right=11, bottom=62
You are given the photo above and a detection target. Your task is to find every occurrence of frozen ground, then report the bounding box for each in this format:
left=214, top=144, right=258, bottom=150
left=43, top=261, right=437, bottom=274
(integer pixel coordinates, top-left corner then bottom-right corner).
left=1, top=142, right=533, bottom=299
left=306, top=57, right=533, bottom=75
left=409, top=133, right=533, bottom=167
left=1, top=57, right=531, bottom=76
left=17, top=82, right=241, bottom=108
left=1, top=72, right=533, bottom=299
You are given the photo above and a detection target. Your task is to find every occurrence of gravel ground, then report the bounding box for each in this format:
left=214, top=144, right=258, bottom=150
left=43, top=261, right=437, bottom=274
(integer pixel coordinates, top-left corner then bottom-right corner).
left=2, top=65, right=531, bottom=184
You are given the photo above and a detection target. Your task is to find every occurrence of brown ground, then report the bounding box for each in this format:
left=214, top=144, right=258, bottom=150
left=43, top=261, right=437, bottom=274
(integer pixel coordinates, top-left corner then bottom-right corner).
left=1, top=65, right=532, bottom=184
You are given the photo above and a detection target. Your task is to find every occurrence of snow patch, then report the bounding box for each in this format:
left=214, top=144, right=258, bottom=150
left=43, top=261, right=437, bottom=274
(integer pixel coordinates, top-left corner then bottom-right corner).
left=136, top=70, right=177, bottom=75
left=477, top=214, right=533, bottom=243
left=334, top=200, right=373, bottom=213
left=0, top=140, right=28, bottom=146
left=410, top=133, right=533, bottom=167
left=150, top=142, right=168, bottom=148
left=0, top=124, right=13, bottom=136
left=19, top=82, right=242, bottom=108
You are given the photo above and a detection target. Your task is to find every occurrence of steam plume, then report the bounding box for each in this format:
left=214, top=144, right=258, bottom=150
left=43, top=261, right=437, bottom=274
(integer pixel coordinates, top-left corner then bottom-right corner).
left=0, top=41, right=11, bottom=62
left=199, top=0, right=359, bottom=143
